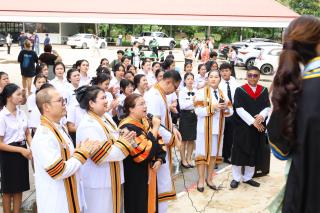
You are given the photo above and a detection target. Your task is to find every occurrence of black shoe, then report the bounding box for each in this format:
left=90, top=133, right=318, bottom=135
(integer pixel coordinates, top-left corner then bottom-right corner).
left=206, top=179, right=219, bottom=190
left=187, top=163, right=195, bottom=168
left=230, top=180, right=239, bottom=189
left=197, top=182, right=204, bottom=192
left=181, top=162, right=190, bottom=169
left=243, top=179, right=260, bottom=187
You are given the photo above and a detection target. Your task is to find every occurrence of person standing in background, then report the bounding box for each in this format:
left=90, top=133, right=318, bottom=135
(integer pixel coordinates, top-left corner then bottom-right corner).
left=17, top=40, right=38, bottom=95
left=118, top=34, right=123, bottom=46
left=18, top=32, right=28, bottom=50
left=228, top=46, right=237, bottom=78
left=33, top=32, right=40, bottom=55
left=219, top=63, right=239, bottom=163
left=43, top=33, right=50, bottom=46
left=5, top=33, right=12, bottom=55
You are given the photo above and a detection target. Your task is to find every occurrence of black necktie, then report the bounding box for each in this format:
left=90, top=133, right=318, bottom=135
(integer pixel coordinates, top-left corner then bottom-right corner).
left=226, top=81, right=232, bottom=104
left=214, top=90, right=218, bottom=100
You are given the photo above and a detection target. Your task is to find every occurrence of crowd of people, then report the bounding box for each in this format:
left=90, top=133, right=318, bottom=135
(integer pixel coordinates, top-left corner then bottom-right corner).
left=0, top=15, right=319, bottom=213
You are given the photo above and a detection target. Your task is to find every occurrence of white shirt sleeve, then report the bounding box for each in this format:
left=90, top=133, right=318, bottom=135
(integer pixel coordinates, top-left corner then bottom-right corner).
left=146, top=93, right=162, bottom=117
left=236, top=107, right=255, bottom=126
left=259, top=107, right=271, bottom=120
left=0, top=114, right=5, bottom=137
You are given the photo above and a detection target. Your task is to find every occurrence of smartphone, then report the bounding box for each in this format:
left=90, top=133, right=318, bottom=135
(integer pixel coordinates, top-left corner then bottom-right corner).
left=219, top=98, right=225, bottom=103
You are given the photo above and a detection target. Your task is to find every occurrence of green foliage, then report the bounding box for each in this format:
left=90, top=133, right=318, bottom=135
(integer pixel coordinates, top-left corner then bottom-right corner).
left=277, top=0, right=320, bottom=16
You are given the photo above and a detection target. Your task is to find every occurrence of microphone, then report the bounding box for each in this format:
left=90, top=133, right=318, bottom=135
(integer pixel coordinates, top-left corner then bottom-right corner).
left=146, top=113, right=171, bottom=132
left=147, top=113, right=153, bottom=120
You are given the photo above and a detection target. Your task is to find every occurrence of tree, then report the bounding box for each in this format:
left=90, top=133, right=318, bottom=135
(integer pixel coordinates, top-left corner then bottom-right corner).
left=277, top=0, right=320, bottom=16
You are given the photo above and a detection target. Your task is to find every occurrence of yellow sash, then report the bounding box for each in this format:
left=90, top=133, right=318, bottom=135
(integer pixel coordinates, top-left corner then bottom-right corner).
left=41, top=116, right=80, bottom=213
left=195, top=86, right=225, bottom=165
left=88, top=111, right=121, bottom=213
left=119, top=116, right=157, bottom=213
left=153, top=84, right=176, bottom=202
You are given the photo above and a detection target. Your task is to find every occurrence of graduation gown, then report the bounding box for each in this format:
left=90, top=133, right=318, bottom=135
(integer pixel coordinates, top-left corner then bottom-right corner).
left=32, top=116, right=89, bottom=213
left=268, top=60, right=320, bottom=213
left=76, top=112, right=133, bottom=213
left=144, top=84, right=176, bottom=203
left=194, top=86, right=233, bottom=165
left=119, top=117, right=166, bottom=213
left=231, top=84, right=270, bottom=167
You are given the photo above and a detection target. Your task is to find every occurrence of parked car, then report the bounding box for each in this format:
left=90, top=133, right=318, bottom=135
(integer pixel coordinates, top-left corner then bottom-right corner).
left=0, top=33, right=5, bottom=46
left=236, top=42, right=282, bottom=69
left=242, top=38, right=276, bottom=43
left=67, top=34, right=107, bottom=49
left=254, top=46, right=282, bottom=75
left=131, top=32, right=176, bottom=50
left=218, top=42, right=246, bottom=59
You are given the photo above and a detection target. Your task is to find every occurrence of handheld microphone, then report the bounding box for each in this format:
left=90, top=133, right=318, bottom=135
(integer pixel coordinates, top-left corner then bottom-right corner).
left=147, top=113, right=153, bottom=120
left=146, top=113, right=171, bottom=132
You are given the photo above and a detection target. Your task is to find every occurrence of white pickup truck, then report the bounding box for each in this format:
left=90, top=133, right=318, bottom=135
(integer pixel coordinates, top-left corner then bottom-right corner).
left=131, top=32, right=176, bottom=50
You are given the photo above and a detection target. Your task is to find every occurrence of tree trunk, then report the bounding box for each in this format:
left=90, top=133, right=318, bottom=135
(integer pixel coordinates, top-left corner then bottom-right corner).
left=107, top=24, right=112, bottom=39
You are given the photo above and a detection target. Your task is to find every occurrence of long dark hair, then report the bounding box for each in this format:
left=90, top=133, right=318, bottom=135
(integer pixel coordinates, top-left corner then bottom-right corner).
left=272, top=15, right=320, bottom=144
left=0, top=83, right=20, bottom=109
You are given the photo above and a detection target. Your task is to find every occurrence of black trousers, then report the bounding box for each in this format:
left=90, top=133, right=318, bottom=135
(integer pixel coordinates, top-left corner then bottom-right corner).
left=7, top=44, right=11, bottom=54
left=222, top=115, right=235, bottom=161
left=230, top=61, right=236, bottom=78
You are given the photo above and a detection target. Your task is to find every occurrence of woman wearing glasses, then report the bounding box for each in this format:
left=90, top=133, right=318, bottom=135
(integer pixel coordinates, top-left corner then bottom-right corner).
left=230, top=66, right=271, bottom=189
left=119, top=93, right=166, bottom=213
left=194, top=70, right=233, bottom=192
left=178, top=73, right=197, bottom=169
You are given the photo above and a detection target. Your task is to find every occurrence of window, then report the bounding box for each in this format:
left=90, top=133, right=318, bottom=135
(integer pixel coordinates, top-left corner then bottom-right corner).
left=143, top=32, right=152, bottom=36
left=269, top=49, right=282, bottom=56
left=24, top=23, right=59, bottom=34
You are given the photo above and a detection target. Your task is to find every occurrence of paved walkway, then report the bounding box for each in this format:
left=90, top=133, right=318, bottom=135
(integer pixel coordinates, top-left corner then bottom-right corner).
left=0, top=44, right=275, bottom=212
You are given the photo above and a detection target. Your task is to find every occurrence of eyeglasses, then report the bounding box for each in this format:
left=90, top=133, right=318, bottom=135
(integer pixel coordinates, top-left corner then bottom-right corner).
left=50, top=97, right=67, bottom=105
left=247, top=73, right=259, bottom=78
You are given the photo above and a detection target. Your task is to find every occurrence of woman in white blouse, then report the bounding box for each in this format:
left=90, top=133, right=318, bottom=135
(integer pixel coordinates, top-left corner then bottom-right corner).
left=0, top=83, right=32, bottom=213
left=27, top=74, right=47, bottom=135
left=133, top=74, right=148, bottom=97
left=50, top=62, right=69, bottom=99
left=195, top=64, right=207, bottom=89
left=178, top=73, right=197, bottom=168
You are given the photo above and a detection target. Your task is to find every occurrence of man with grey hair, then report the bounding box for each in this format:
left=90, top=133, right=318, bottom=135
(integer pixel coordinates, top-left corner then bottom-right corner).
left=32, top=87, right=99, bottom=213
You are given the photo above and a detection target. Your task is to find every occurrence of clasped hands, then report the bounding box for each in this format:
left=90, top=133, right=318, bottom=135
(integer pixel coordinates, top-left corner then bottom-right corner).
left=253, top=114, right=265, bottom=132
left=78, top=130, right=137, bottom=156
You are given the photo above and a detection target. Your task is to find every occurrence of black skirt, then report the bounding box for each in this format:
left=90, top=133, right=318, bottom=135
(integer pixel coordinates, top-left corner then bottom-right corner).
left=179, top=110, right=197, bottom=141
left=0, top=142, right=30, bottom=193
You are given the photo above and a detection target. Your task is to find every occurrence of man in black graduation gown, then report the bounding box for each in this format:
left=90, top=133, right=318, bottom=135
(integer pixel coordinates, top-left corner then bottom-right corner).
left=230, top=66, right=271, bottom=189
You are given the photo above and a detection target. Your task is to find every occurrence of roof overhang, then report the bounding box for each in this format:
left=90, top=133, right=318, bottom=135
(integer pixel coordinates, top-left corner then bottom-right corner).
left=0, top=0, right=300, bottom=28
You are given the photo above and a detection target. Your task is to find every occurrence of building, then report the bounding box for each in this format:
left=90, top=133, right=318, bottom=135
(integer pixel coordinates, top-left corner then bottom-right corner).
left=0, top=0, right=299, bottom=44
